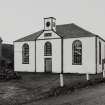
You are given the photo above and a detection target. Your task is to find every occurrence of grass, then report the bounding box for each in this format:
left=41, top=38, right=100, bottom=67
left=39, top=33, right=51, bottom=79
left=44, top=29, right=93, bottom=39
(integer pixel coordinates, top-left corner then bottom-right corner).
left=0, top=72, right=104, bottom=105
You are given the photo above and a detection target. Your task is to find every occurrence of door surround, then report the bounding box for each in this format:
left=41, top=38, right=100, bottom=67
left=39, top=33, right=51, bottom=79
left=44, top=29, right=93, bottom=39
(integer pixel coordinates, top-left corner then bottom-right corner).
left=44, top=58, right=52, bottom=73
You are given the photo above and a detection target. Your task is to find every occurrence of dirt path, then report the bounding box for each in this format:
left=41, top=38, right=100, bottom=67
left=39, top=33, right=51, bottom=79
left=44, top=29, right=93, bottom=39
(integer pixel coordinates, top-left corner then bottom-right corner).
left=25, top=83, right=105, bottom=105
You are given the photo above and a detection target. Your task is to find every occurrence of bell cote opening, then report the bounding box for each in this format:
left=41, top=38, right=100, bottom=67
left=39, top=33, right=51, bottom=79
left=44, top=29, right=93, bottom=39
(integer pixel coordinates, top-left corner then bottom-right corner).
left=44, top=17, right=56, bottom=31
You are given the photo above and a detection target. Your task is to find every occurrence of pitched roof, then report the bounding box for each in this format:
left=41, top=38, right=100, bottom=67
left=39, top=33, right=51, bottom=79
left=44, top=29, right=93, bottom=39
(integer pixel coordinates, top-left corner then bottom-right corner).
left=15, top=23, right=96, bottom=42
left=56, top=23, right=96, bottom=38
left=15, top=30, right=44, bottom=42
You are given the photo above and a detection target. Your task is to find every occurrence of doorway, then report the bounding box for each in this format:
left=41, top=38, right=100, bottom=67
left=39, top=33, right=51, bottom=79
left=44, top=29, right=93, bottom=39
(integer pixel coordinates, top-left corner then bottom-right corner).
left=45, top=58, right=52, bottom=73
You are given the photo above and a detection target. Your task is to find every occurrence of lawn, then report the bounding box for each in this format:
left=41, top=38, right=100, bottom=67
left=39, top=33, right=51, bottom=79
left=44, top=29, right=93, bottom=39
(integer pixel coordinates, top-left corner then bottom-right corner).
left=0, top=72, right=103, bottom=105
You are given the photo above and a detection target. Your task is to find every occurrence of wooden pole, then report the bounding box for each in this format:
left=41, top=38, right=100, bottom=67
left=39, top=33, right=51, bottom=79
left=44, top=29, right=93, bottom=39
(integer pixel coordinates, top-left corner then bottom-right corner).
left=86, top=73, right=89, bottom=81
left=60, top=73, right=64, bottom=87
left=103, top=70, right=105, bottom=78
left=102, top=59, right=105, bottom=78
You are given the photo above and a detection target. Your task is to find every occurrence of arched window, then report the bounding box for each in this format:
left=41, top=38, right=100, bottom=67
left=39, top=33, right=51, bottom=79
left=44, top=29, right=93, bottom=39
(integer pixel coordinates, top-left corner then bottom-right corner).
left=44, top=42, right=52, bottom=56
left=22, top=43, right=29, bottom=64
left=72, top=40, right=82, bottom=65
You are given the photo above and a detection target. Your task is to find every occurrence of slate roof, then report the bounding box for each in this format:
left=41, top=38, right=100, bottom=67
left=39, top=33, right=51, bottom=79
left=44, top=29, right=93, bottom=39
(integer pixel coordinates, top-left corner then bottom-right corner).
left=15, top=23, right=96, bottom=42
left=56, top=23, right=96, bottom=38
left=15, top=30, right=44, bottom=42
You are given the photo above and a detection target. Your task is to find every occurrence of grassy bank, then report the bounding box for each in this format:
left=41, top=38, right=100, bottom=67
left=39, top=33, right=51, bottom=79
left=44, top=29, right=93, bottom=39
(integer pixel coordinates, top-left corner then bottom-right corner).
left=0, top=72, right=104, bottom=105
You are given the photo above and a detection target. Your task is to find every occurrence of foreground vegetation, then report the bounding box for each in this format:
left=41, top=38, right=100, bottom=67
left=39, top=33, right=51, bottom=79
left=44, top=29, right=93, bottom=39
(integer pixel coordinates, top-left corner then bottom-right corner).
left=0, top=73, right=104, bottom=105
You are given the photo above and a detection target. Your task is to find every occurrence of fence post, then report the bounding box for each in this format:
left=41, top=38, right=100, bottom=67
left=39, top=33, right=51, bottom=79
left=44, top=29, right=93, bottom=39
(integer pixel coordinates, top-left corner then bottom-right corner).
left=60, top=73, right=64, bottom=87
left=86, top=73, right=90, bottom=81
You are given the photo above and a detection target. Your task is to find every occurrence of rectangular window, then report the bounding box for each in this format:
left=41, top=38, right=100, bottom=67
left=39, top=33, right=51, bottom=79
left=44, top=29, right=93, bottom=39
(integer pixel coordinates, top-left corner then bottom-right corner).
left=44, top=33, right=52, bottom=37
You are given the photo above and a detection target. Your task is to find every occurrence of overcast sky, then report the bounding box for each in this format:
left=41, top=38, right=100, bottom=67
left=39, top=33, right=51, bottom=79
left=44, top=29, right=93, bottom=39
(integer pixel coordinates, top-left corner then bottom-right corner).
left=0, top=0, right=105, bottom=44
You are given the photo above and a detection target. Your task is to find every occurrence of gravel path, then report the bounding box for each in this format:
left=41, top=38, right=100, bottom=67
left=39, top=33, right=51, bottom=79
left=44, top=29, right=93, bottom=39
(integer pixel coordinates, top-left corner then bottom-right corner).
left=24, top=83, right=105, bottom=105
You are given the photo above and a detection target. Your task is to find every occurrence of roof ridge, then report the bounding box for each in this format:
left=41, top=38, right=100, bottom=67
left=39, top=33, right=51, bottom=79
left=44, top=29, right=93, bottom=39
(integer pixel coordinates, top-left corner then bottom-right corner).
left=15, top=23, right=98, bottom=42
left=56, top=23, right=74, bottom=27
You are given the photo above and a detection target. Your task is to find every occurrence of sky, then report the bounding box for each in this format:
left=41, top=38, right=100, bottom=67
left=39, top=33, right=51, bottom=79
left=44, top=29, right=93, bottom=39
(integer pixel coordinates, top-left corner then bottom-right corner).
left=0, top=0, right=105, bottom=44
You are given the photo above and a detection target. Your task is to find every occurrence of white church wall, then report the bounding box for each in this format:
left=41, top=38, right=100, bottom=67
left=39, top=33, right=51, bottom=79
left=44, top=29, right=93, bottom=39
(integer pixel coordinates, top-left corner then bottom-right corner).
left=36, top=38, right=61, bottom=73
left=63, top=37, right=96, bottom=74
left=14, top=41, right=35, bottom=72
left=97, top=37, right=105, bottom=73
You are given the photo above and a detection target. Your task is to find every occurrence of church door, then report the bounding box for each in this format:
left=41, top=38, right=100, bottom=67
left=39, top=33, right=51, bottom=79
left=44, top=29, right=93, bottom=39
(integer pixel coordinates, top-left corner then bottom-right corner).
left=45, top=58, right=52, bottom=72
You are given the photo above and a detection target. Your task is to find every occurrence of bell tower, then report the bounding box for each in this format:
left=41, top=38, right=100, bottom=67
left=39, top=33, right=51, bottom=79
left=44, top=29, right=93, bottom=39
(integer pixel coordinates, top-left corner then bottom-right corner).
left=44, top=17, right=56, bottom=31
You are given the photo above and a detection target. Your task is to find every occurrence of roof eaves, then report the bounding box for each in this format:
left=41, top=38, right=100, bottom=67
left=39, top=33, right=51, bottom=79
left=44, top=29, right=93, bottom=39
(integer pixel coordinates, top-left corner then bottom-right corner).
left=63, top=35, right=96, bottom=39
left=97, top=35, right=105, bottom=42
left=14, top=30, right=44, bottom=42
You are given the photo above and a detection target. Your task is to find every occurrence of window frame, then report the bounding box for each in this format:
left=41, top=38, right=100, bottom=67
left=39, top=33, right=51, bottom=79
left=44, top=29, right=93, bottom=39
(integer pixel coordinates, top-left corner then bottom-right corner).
left=22, top=43, right=29, bottom=64
left=44, top=42, right=52, bottom=56
left=72, top=40, right=82, bottom=65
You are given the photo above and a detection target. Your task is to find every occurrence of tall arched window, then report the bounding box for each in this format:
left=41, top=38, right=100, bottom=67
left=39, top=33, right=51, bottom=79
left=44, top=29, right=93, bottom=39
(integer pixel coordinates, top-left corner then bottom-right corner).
left=22, top=43, right=29, bottom=64
left=72, top=40, right=82, bottom=65
left=44, top=42, right=52, bottom=56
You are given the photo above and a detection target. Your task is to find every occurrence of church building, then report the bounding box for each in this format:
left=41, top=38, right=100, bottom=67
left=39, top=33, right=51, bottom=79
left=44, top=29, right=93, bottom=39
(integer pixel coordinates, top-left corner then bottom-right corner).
left=14, top=17, right=105, bottom=74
